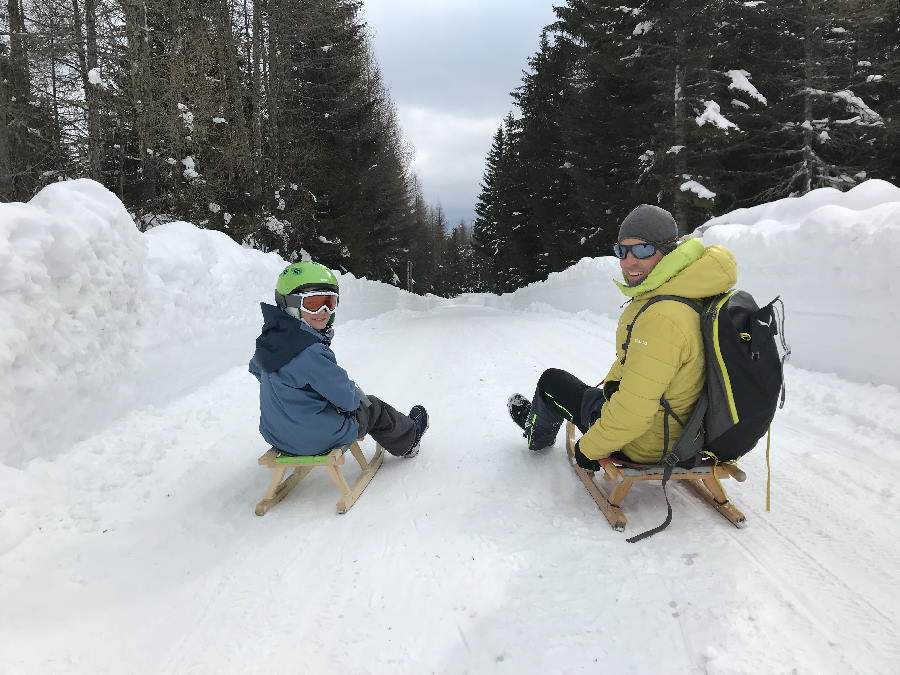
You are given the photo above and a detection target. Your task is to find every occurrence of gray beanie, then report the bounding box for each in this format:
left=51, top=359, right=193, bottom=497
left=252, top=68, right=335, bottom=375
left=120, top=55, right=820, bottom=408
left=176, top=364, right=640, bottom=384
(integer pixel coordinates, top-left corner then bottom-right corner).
left=618, top=204, right=679, bottom=253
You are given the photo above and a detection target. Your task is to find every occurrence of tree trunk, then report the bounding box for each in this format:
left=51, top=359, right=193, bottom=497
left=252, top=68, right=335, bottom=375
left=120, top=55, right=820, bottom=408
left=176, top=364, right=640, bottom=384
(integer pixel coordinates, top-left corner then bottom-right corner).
left=7, top=0, right=29, bottom=102
left=85, top=0, right=102, bottom=178
left=0, top=63, right=12, bottom=199
left=266, top=0, right=280, bottom=171
left=216, top=0, right=252, bottom=182
left=671, top=30, right=688, bottom=232
left=249, top=0, right=264, bottom=182
left=802, top=1, right=816, bottom=194
left=124, top=0, right=154, bottom=201
left=73, top=0, right=102, bottom=179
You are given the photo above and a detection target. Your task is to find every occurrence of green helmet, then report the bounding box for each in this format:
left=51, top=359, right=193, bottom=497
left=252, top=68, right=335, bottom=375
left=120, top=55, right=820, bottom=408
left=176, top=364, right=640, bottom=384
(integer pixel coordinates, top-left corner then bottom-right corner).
left=274, top=261, right=339, bottom=310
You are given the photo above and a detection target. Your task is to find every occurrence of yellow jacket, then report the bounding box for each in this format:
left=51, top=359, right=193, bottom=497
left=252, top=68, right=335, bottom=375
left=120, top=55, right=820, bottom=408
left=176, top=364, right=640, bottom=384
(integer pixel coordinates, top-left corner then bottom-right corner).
left=579, top=239, right=737, bottom=463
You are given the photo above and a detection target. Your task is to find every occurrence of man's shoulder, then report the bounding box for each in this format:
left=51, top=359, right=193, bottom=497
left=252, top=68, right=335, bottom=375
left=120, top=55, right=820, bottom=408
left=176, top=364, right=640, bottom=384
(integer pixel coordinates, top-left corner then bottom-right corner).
left=627, top=297, right=702, bottom=345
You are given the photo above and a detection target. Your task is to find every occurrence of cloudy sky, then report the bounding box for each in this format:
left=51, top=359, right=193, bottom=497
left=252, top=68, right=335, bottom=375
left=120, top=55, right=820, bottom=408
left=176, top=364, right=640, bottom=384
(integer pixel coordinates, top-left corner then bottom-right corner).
left=361, top=0, right=560, bottom=225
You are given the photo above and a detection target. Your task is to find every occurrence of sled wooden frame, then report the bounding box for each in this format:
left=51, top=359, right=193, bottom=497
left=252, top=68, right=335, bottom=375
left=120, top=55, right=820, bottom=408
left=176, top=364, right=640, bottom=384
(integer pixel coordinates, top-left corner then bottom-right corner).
left=565, top=422, right=746, bottom=532
left=255, top=439, right=384, bottom=516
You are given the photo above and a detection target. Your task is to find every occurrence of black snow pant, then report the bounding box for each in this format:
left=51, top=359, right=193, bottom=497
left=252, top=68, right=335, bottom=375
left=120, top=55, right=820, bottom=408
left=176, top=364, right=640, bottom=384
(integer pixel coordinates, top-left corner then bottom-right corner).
left=527, top=368, right=606, bottom=449
left=355, top=394, right=416, bottom=457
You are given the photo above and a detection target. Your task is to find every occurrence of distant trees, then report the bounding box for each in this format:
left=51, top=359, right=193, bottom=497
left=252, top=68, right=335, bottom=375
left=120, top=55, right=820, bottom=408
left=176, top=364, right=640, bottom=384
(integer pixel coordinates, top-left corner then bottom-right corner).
left=7, top=1, right=895, bottom=298
left=473, top=0, right=899, bottom=293
left=0, top=0, right=468, bottom=293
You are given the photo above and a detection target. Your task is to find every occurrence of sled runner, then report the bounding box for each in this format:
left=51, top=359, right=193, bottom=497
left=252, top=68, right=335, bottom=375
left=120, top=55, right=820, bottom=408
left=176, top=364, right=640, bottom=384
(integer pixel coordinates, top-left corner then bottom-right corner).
left=255, top=439, right=384, bottom=516
left=565, top=422, right=746, bottom=533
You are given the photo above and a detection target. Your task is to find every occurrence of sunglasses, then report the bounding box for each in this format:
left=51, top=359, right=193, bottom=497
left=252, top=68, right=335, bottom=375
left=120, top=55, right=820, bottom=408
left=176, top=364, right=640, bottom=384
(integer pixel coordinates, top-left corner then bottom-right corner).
left=613, top=242, right=661, bottom=260
left=283, top=292, right=339, bottom=315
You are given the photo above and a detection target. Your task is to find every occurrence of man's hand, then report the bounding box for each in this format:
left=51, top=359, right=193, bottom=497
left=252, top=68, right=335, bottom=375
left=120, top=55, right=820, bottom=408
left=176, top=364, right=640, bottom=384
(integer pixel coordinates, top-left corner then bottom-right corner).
left=574, top=440, right=602, bottom=472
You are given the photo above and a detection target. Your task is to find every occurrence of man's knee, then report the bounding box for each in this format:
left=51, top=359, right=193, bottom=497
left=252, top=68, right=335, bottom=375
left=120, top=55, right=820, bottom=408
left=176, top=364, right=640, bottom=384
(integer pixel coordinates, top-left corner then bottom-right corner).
left=578, top=387, right=606, bottom=433
left=538, top=368, right=568, bottom=391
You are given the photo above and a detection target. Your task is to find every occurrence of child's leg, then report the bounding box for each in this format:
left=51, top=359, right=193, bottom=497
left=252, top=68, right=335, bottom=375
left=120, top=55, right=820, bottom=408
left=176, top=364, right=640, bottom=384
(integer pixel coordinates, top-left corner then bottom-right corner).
left=356, top=396, right=417, bottom=457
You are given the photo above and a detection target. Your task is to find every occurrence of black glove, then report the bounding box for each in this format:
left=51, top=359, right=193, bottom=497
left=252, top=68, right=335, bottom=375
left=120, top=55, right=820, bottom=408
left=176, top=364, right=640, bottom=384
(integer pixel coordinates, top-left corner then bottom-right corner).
left=574, top=440, right=602, bottom=472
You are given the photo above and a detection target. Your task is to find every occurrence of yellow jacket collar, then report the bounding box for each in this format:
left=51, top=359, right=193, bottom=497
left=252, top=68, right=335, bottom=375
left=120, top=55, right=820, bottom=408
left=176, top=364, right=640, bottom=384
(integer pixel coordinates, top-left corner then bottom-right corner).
left=614, top=238, right=736, bottom=300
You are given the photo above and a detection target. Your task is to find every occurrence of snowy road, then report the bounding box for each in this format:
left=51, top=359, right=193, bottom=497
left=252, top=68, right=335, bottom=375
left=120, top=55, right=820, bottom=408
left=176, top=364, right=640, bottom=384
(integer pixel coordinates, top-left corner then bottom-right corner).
left=2, top=305, right=900, bottom=674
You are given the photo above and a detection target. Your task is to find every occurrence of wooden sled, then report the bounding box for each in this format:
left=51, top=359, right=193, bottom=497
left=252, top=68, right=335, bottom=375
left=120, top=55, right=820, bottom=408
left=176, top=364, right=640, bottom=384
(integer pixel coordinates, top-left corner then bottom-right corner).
left=255, top=439, right=384, bottom=516
left=565, top=422, right=746, bottom=532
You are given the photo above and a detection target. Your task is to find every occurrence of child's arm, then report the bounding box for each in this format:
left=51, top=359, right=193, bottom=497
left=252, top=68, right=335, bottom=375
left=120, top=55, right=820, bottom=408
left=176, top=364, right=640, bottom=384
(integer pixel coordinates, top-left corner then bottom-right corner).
left=248, top=356, right=262, bottom=382
left=285, top=344, right=361, bottom=412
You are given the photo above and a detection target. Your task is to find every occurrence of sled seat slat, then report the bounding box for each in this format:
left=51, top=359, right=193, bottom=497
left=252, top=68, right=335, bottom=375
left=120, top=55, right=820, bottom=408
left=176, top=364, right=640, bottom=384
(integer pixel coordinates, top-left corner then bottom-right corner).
left=254, top=440, right=383, bottom=516
left=618, top=464, right=715, bottom=477
left=258, top=448, right=346, bottom=467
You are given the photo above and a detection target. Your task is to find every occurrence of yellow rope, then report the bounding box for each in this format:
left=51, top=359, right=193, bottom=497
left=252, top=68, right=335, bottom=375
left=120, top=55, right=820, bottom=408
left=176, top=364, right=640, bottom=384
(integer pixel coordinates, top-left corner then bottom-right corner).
left=765, top=426, right=772, bottom=512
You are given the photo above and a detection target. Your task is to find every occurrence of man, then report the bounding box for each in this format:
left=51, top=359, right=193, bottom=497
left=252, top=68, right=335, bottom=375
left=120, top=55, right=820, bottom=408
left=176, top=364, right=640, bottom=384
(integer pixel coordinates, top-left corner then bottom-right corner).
left=508, top=204, right=736, bottom=469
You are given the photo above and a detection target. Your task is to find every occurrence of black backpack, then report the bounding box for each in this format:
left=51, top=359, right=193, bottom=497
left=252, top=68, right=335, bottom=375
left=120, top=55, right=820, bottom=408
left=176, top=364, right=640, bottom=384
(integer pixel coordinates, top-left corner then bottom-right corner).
left=620, top=290, right=790, bottom=542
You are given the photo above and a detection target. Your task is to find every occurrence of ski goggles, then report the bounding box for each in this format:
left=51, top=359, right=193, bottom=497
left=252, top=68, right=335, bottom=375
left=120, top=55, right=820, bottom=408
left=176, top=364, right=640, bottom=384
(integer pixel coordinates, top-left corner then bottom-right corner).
left=612, top=242, right=662, bottom=260
left=282, top=291, right=339, bottom=315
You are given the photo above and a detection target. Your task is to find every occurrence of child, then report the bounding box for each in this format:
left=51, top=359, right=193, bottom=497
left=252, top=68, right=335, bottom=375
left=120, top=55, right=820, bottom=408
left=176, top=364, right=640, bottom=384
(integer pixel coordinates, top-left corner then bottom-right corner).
left=249, top=261, right=428, bottom=458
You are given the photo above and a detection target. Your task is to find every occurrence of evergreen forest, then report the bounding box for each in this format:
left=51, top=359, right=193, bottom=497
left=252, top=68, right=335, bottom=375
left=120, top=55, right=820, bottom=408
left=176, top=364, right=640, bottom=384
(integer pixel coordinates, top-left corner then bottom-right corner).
left=1, top=0, right=898, bottom=296
left=0, top=0, right=465, bottom=293
left=472, top=0, right=900, bottom=293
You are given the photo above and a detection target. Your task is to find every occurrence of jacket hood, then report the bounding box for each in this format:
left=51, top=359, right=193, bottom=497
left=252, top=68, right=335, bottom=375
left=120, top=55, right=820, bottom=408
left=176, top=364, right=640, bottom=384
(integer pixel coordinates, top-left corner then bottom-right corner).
left=253, top=303, right=330, bottom=372
left=615, top=238, right=737, bottom=300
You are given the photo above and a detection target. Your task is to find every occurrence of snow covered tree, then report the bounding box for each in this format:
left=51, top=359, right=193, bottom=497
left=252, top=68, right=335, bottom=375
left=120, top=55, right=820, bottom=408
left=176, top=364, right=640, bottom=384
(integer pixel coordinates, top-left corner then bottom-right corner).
left=724, top=0, right=890, bottom=200
left=472, top=115, right=531, bottom=293
left=512, top=32, right=583, bottom=279
left=472, top=0, right=898, bottom=286
left=472, top=124, right=507, bottom=292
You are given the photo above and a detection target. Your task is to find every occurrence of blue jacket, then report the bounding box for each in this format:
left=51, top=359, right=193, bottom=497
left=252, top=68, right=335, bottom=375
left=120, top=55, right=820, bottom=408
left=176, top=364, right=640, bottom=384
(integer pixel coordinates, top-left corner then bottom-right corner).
left=249, top=303, right=360, bottom=455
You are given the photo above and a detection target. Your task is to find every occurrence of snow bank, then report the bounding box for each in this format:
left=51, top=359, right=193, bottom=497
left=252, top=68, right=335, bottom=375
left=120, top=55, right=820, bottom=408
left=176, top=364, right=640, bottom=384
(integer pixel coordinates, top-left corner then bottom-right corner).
left=0, top=180, right=439, bottom=465
left=2, top=177, right=898, bottom=464
left=141, top=221, right=284, bottom=351
left=142, top=222, right=436, bottom=342
left=336, top=272, right=441, bottom=321
left=0, top=180, right=145, bottom=466
left=463, top=256, right=624, bottom=316
left=700, top=179, right=900, bottom=387
left=477, top=179, right=900, bottom=389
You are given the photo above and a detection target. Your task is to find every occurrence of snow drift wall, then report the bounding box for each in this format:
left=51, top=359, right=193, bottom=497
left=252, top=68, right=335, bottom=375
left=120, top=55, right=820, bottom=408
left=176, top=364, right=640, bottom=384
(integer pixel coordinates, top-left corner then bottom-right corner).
left=142, top=221, right=438, bottom=349
left=0, top=180, right=438, bottom=464
left=700, top=180, right=900, bottom=388
left=466, top=256, right=624, bottom=315
left=0, top=180, right=146, bottom=465
left=487, top=179, right=900, bottom=389
left=2, top=178, right=897, bottom=464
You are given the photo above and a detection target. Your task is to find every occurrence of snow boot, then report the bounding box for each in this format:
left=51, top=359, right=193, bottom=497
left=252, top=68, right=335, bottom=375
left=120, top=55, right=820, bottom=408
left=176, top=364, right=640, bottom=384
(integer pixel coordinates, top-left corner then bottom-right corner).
left=404, top=405, right=429, bottom=458
left=508, top=392, right=559, bottom=451
left=507, top=393, right=531, bottom=430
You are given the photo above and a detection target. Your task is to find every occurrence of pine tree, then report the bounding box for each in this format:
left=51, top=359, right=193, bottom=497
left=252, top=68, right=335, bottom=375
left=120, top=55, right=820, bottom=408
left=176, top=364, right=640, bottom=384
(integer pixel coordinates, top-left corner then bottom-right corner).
left=512, top=32, right=581, bottom=279
left=722, top=0, right=889, bottom=201
left=472, top=124, right=507, bottom=292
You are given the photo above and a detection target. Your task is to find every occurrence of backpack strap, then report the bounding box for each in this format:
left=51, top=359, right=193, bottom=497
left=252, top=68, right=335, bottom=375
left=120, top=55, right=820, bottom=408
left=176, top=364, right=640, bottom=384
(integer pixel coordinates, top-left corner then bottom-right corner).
left=620, top=295, right=703, bottom=365
left=618, top=294, right=705, bottom=464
